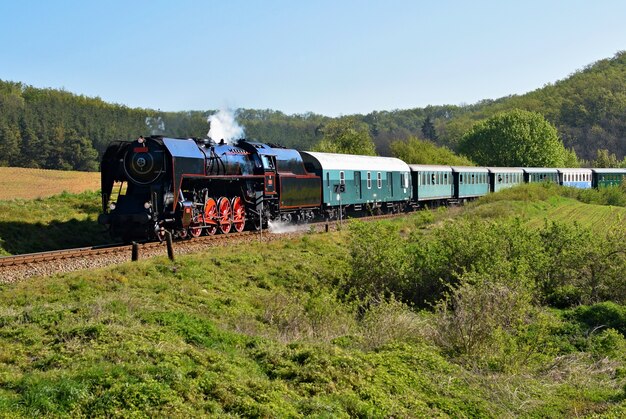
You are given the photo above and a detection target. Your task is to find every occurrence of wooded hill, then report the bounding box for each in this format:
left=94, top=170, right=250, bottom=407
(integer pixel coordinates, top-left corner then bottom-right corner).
left=1, top=51, right=624, bottom=171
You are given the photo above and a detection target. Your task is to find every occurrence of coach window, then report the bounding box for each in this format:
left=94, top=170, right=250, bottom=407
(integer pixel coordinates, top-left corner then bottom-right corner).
left=377, top=172, right=382, bottom=189
left=326, top=173, right=330, bottom=187
left=459, top=174, right=463, bottom=184
left=367, top=172, right=372, bottom=189
left=340, top=171, right=345, bottom=185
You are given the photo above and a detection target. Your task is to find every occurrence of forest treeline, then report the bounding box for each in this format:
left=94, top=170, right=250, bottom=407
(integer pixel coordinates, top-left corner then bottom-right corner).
left=0, top=51, right=624, bottom=171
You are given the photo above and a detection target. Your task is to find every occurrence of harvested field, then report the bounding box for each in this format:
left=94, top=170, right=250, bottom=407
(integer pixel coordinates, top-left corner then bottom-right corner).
left=0, top=167, right=99, bottom=199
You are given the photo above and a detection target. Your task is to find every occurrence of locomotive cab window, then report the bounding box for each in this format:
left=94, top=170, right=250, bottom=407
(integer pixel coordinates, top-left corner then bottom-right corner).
left=261, top=155, right=274, bottom=170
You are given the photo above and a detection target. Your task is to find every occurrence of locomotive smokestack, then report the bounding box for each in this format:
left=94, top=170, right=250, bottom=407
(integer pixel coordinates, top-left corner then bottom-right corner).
left=207, top=109, right=245, bottom=145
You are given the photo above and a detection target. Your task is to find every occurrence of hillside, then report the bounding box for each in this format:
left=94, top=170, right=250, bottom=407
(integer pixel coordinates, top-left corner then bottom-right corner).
left=1, top=51, right=624, bottom=170
left=1, top=186, right=626, bottom=416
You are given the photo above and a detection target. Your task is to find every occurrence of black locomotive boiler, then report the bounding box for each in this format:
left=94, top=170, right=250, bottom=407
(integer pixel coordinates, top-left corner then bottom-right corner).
left=99, top=136, right=321, bottom=241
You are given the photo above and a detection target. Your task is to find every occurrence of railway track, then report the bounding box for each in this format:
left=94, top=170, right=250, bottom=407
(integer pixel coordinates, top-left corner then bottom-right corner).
left=0, top=212, right=408, bottom=282
left=0, top=231, right=256, bottom=268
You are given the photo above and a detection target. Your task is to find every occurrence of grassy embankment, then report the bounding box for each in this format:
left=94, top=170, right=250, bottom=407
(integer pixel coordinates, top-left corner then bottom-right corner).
left=1, top=183, right=626, bottom=416
left=0, top=167, right=107, bottom=255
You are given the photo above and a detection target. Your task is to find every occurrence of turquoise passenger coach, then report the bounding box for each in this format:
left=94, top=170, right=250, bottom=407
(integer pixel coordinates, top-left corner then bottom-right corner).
left=301, top=151, right=411, bottom=213
left=452, top=166, right=490, bottom=199
left=488, top=167, right=524, bottom=193
left=523, top=168, right=559, bottom=183
left=408, top=165, right=454, bottom=204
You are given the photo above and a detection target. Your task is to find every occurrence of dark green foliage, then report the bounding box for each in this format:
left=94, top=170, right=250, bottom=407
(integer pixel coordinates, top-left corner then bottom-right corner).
left=570, top=302, right=626, bottom=336
left=458, top=109, right=568, bottom=166
left=421, top=116, right=438, bottom=141
left=345, top=207, right=626, bottom=308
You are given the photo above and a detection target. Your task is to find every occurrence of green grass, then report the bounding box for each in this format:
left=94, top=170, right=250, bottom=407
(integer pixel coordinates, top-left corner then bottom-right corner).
left=1, top=184, right=625, bottom=416
left=463, top=183, right=626, bottom=232
left=0, top=191, right=111, bottom=255
left=1, top=227, right=625, bottom=417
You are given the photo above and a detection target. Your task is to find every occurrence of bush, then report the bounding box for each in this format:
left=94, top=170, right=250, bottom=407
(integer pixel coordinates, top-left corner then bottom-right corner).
left=359, top=297, right=426, bottom=350
left=431, top=271, right=563, bottom=373
left=345, top=221, right=409, bottom=300
left=570, top=302, right=626, bottom=336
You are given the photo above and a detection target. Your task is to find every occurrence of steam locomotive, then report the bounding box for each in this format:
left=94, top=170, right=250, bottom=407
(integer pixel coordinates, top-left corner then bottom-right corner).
left=99, top=136, right=626, bottom=242
left=99, top=136, right=325, bottom=241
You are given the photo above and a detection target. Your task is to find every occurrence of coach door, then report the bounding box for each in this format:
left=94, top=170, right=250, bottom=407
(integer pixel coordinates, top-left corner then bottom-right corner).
left=262, top=155, right=277, bottom=195
left=354, top=171, right=362, bottom=199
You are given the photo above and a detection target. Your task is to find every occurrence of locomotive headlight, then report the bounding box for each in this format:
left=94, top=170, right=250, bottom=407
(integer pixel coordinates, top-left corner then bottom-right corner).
left=109, top=202, right=116, bottom=210
left=144, top=202, right=152, bottom=209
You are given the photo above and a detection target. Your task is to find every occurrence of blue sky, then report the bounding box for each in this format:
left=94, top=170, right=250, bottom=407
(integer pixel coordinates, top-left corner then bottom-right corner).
left=1, top=0, right=625, bottom=116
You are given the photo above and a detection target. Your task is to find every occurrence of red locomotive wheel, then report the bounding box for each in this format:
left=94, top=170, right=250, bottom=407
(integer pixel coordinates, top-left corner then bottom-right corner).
left=217, top=196, right=232, bottom=234
left=204, top=197, right=218, bottom=236
left=189, top=216, right=203, bottom=238
left=231, top=196, right=246, bottom=233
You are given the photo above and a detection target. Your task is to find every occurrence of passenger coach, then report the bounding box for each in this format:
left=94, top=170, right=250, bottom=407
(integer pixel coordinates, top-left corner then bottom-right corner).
left=408, top=165, right=453, bottom=206
left=301, top=151, right=411, bottom=216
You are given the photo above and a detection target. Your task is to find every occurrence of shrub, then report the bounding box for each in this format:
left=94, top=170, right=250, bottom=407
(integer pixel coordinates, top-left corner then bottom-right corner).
left=345, top=221, right=409, bottom=300
left=359, top=297, right=426, bottom=350
left=570, top=302, right=626, bottom=336
left=432, top=273, right=553, bottom=371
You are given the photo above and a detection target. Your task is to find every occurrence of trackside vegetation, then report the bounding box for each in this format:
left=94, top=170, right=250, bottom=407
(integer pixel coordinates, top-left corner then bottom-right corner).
left=1, top=184, right=626, bottom=416
left=0, top=191, right=110, bottom=255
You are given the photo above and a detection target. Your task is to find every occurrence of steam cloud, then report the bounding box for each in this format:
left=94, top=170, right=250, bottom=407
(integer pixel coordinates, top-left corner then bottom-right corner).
left=207, top=109, right=245, bottom=144
left=145, top=116, right=165, bottom=135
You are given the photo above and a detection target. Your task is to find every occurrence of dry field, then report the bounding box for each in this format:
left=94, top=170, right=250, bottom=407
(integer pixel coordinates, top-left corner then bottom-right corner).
left=0, top=167, right=100, bottom=200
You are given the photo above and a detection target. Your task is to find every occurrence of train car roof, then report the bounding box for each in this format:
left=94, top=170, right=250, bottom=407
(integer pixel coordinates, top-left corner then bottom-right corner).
left=591, top=168, right=626, bottom=174
left=557, top=168, right=593, bottom=174
left=301, top=151, right=410, bottom=172
left=487, top=167, right=524, bottom=173
left=407, top=164, right=453, bottom=172
left=522, top=167, right=559, bottom=173
left=450, top=166, right=489, bottom=173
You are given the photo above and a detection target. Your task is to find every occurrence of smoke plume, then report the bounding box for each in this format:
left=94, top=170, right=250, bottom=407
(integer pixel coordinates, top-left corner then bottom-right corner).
left=145, top=116, right=165, bottom=135
left=207, top=109, right=245, bottom=144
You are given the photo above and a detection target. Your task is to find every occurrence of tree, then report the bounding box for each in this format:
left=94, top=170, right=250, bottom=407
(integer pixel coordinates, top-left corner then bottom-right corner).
left=458, top=109, right=568, bottom=167
left=313, top=117, right=376, bottom=155
left=390, top=137, right=474, bottom=166
left=592, top=149, right=621, bottom=168
left=421, top=116, right=438, bottom=141
left=0, top=123, right=21, bottom=166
